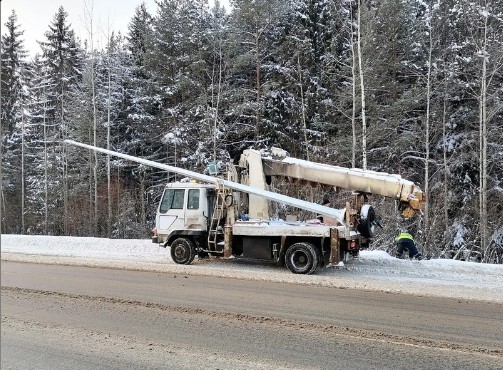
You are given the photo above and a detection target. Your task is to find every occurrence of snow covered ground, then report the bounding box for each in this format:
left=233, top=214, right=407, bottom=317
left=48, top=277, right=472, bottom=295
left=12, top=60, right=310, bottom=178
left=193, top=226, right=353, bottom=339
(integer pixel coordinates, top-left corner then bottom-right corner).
left=2, top=234, right=502, bottom=303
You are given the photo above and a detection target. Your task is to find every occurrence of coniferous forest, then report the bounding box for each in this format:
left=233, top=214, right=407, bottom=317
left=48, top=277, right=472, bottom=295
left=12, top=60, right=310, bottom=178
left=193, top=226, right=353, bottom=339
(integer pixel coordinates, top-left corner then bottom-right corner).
left=1, top=0, right=502, bottom=262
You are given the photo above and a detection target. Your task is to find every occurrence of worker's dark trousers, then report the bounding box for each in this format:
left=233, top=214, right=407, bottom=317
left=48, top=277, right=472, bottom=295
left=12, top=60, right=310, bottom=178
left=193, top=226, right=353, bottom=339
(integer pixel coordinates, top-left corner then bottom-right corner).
left=396, top=239, right=422, bottom=259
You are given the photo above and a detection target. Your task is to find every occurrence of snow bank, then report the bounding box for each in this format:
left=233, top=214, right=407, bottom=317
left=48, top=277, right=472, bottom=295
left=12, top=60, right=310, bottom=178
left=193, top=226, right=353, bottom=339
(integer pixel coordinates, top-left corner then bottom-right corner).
left=2, top=234, right=502, bottom=303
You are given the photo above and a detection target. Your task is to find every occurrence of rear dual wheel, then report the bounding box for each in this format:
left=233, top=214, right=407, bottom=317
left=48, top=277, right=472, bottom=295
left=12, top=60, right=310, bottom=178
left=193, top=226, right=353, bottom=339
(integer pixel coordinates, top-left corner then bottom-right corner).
left=285, top=242, right=320, bottom=275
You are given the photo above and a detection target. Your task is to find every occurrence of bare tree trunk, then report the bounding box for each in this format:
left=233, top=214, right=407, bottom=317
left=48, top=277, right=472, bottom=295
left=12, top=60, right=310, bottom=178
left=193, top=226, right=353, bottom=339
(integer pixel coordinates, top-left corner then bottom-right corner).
left=103, top=17, right=113, bottom=238
left=357, top=1, right=367, bottom=170
left=117, top=167, right=121, bottom=238
left=62, top=85, right=68, bottom=235
left=297, top=54, right=310, bottom=161
left=93, top=64, right=98, bottom=236
left=43, top=94, right=49, bottom=234
left=350, top=4, right=357, bottom=168
left=255, top=32, right=261, bottom=141
left=21, top=109, right=25, bottom=233
left=140, top=170, right=146, bottom=229
left=107, top=61, right=112, bottom=238
left=88, top=106, right=93, bottom=235
left=479, top=10, right=488, bottom=260
left=212, top=29, right=224, bottom=161
left=88, top=131, right=93, bottom=235
left=0, top=57, right=3, bottom=233
left=85, top=0, right=99, bottom=236
left=442, top=75, right=450, bottom=247
left=0, top=78, right=2, bottom=234
left=93, top=104, right=98, bottom=233
left=423, top=13, right=433, bottom=255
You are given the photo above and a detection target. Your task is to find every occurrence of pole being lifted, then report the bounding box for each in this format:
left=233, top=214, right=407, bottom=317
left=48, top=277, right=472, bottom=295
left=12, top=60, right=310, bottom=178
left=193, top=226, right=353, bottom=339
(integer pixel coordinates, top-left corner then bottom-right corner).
left=64, top=140, right=347, bottom=223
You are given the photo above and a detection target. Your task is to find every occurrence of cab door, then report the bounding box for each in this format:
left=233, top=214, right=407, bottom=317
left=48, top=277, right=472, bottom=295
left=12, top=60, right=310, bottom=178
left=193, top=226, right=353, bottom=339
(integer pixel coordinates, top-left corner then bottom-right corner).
left=184, top=188, right=207, bottom=230
left=157, top=188, right=186, bottom=234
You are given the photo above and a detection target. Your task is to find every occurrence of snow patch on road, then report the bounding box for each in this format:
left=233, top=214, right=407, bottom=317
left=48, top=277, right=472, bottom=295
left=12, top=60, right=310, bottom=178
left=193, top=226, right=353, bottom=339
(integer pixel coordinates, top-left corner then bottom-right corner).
left=2, top=234, right=502, bottom=303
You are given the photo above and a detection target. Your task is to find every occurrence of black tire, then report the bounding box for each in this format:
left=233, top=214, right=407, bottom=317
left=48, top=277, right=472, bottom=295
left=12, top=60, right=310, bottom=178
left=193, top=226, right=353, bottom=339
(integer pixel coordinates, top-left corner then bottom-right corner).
left=285, top=242, right=320, bottom=274
left=170, top=238, right=196, bottom=265
left=358, top=205, right=376, bottom=238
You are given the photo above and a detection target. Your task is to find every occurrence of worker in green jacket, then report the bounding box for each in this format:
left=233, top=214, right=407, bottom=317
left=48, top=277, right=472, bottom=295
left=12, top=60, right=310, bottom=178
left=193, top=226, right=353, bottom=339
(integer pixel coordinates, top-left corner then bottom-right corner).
left=396, top=230, right=424, bottom=260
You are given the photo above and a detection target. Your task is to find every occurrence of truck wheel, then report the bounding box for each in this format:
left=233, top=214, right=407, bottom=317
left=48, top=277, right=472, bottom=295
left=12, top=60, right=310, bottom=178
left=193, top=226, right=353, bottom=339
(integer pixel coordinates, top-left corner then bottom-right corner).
left=285, top=242, right=320, bottom=274
left=170, top=238, right=196, bottom=265
left=358, top=204, right=377, bottom=238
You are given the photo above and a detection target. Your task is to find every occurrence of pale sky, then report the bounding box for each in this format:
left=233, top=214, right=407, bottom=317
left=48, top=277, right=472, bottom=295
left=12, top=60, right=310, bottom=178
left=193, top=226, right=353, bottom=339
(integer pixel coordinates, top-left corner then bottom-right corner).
left=1, top=0, right=229, bottom=58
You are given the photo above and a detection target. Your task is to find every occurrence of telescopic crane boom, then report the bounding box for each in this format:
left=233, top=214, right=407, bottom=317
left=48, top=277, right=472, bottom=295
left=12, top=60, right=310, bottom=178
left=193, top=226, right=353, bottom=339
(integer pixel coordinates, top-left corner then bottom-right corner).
left=239, top=148, right=425, bottom=219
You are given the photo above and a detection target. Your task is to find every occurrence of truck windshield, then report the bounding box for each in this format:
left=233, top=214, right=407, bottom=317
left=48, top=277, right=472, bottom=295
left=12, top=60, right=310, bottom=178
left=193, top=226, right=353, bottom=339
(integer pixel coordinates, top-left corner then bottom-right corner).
left=159, top=189, right=185, bottom=213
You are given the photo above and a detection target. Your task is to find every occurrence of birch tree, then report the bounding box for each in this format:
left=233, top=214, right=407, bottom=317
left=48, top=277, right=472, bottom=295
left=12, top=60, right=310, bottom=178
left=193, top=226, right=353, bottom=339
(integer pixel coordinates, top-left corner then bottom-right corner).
left=83, top=0, right=99, bottom=235
left=357, top=0, right=367, bottom=170
left=474, top=0, right=503, bottom=261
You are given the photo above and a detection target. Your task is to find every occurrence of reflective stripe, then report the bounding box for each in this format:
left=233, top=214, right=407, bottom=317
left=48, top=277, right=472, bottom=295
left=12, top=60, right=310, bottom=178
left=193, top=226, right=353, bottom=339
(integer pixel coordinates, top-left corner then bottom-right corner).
left=396, top=232, right=414, bottom=241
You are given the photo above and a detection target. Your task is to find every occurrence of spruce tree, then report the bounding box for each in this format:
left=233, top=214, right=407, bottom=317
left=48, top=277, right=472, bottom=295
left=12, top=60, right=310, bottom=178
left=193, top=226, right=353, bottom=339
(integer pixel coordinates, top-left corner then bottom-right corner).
left=1, top=10, right=29, bottom=233
left=1, top=10, right=27, bottom=133
left=39, top=6, right=84, bottom=234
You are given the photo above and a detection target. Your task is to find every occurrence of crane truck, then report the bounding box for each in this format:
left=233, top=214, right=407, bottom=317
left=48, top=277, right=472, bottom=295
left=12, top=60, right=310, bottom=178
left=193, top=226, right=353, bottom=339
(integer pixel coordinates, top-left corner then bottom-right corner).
left=65, top=141, right=425, bottom=274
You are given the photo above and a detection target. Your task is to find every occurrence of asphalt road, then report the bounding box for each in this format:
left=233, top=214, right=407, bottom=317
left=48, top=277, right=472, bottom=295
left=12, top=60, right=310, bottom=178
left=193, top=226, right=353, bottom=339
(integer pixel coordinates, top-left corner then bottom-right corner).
left=1, top=261, right=502, bottom=369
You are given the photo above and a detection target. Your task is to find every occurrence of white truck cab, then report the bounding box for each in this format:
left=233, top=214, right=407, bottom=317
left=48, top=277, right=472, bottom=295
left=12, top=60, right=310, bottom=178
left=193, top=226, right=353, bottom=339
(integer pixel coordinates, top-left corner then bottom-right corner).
left=153, top=182, right=214, bottom=246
